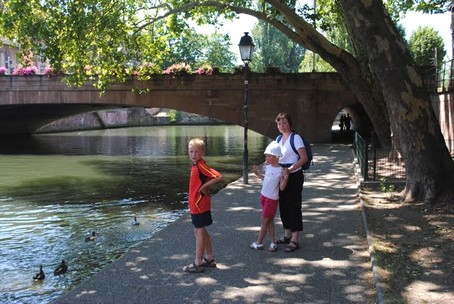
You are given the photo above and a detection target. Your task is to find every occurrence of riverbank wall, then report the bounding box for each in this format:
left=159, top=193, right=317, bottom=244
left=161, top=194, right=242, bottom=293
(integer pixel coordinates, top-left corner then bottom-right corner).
left=37, top=108, right=224, bottom=133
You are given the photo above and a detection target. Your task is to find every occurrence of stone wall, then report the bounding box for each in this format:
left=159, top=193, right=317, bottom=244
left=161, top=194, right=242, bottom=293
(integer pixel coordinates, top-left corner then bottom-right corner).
left=37, top=108, right=223, bottom=133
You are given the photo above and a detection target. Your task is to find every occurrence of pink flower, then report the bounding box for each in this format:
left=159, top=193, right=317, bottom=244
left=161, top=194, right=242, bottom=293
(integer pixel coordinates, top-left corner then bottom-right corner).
left=43, top=66, right=62, bottom=76
left=162, top=63, right=192, bottom=75
left=12, top=66, right=38, bottom=75
left=194, top=64, right=218, bottom=76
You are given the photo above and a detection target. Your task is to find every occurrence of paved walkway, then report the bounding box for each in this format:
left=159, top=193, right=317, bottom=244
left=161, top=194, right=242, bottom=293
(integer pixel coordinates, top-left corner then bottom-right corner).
left=53, top=144, right=376, bottom=304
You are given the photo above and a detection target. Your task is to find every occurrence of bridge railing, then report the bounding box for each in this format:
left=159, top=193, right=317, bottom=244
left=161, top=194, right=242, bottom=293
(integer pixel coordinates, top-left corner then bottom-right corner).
left=353, top=132, right=406, bottom=182
left=421, top=59, right=454, bottom=93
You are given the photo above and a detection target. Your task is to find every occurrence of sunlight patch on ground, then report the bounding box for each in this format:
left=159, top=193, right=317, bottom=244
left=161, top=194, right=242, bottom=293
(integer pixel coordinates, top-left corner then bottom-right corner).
left=404, top=281, right=454, bottom=304
left=403, top=225, right=422, bottom=232
left=75, top=289, right=97, bottom=299
left=168, top=253, right=191, bottom=261
left=237, top=227, right=259, bottom=232
left=194, top=277, right=218, bottom=285
left=227, top=206, right=255, bottom=211
left=212, top=285, right=276, bottom=303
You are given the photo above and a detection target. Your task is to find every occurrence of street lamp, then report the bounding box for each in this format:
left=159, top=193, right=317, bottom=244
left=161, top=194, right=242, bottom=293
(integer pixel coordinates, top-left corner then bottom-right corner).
left=238, top=32, right=255, bottom=184
left=312, top=0, right=316, bottom=72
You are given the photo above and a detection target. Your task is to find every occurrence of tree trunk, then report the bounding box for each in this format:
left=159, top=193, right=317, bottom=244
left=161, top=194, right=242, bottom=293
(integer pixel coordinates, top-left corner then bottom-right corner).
left=339, top=0, right=454, bottom=205
left=182, top=0, right=392, bottom=146
left=324, top=48, right=391, bottom=147
left=264, top=0, right=391, bottom=147
left=451, top=0, right=454, bottom=60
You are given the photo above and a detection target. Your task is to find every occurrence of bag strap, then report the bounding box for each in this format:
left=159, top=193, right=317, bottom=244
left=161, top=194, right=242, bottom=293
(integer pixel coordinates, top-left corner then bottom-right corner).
left=276, top=133, right=299, bottom=159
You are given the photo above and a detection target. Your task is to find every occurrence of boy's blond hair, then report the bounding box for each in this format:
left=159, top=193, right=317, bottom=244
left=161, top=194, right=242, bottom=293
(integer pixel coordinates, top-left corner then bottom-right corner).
left=188, top=138, right=206, bottom=153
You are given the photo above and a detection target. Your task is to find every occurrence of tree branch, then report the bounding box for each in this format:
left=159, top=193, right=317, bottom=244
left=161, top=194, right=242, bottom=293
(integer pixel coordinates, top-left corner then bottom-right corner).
left=265, top=0, right=343, bottom=56
left=134, top=0, right=300, bottom=41
left=134, top=0, right=350, bottom=62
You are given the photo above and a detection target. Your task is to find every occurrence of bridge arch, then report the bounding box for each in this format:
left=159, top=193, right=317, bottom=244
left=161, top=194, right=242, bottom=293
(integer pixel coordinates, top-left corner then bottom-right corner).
left=330, top=102, right=373, bottom=143
left=0, top=73, right=359, bottom=142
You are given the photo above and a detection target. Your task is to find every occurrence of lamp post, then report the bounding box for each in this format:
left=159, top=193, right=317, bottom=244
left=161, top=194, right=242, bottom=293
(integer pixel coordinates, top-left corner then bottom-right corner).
left=312, top=0, right=316, bottom=72
left=238, top=32, right=255, bottom=184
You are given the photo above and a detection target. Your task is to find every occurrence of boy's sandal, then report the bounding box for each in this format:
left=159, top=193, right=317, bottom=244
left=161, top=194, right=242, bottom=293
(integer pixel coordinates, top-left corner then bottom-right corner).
left=201, top=258, right=217, bottom=268
left=268, top=242, right=278, bottom=252
left=285, top=241, right=300, bottom=253
left=276, top=236, right=291, bottom=244
left=183, top=261, right=204, bottom=273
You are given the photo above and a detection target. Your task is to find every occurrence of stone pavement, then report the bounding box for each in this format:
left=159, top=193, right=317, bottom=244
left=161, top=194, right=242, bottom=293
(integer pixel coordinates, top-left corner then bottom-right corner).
left=53, top=144, right=376, bottom=304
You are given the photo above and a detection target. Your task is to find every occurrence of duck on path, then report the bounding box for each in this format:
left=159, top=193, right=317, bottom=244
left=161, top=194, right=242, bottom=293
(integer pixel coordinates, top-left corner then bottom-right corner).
left=54, top=260, right=68, bottom=275
left=33, top=265, right=45, bottom=281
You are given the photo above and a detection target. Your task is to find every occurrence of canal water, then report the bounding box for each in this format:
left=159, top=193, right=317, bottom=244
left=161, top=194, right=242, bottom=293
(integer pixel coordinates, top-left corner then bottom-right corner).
left=0, top=125, right=270, bottom=304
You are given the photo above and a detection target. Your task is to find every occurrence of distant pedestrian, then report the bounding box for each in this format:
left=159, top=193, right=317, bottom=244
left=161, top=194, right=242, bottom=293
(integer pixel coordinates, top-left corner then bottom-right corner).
left=275, top=112, right=308, bottom=252
left=339, top=114, right=345, bottom=133
left=344, top=113, right=352, bottom=132
left=183, top=138, right=223, bottom=273
left=250, top=141, right=289, bottom=252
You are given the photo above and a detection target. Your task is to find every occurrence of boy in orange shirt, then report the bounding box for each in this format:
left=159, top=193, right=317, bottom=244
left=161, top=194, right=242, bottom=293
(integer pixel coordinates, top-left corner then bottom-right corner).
left=184, top=138, right=223, bottom=273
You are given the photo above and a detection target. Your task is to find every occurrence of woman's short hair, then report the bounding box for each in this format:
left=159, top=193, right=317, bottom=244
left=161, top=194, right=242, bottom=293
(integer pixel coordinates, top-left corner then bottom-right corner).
left=275, top=112, right=293, bottom=128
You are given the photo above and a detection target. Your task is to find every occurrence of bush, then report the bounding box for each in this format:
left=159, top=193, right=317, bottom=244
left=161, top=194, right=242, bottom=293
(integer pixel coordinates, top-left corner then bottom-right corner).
left=194, top=64, right=219, bottom=76
left=12, top=66, right=38, bottom=75
left=0, top=67, right=7, bottom=75
left=162, top=63, right=192, bottom=75
left=265, top=65, right=281, bottom=75
left=135, top=62, right=160, bottom=77
left=233, top=65, right=245, bottom=75
left=44, top=66, right=63, bottom=77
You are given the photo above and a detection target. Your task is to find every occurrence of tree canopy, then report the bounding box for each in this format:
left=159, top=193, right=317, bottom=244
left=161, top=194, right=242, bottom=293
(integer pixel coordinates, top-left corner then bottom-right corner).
left=408, top=26, right=447, bottom=68
left=163, top=29, right=236, bottom=72
left=251, top=20, right=305, bottom=73
left=1, top=0, right=450, bottom=83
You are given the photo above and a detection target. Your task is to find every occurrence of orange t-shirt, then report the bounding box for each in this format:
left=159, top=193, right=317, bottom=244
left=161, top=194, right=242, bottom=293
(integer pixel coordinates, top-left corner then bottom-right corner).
left=189, top=159, right=221, bottom=214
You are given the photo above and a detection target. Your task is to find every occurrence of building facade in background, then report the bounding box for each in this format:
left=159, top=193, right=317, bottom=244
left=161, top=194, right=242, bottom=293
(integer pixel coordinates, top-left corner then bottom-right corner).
left=1, top=38, right=47, bottom=74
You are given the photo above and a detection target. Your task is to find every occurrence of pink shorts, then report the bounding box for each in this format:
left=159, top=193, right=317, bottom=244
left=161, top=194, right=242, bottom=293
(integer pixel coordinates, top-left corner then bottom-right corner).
left=260, top=194, right=279, bottom=218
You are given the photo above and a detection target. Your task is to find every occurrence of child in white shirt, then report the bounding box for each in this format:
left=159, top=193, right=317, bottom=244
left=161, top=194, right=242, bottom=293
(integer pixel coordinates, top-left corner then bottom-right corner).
left=250, top=141, right=289, bottom=252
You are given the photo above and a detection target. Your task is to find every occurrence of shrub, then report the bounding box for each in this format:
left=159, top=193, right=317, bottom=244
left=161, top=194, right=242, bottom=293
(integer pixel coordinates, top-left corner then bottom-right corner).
left=265, top=65, right=281, bottom=75
left=44, top=66, right=63, bottom=76
left=162, top=63, right=192, bottom=75
left=135, top=62, right=160, bottom=77
left=0, top=66, right=7, bottom=75
left=233, top=65, right=244, bottom=75
left=12, top=66, right=38, bottom=75
left=194, top=64, right=219, bottom=76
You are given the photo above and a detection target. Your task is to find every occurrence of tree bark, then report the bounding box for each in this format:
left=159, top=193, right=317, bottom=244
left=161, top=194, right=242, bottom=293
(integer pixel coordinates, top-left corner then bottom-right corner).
left=339, top=0, right=454, bottom=205
left=451, top=0, right=454, bottom=60
left=264, top=0, right=391, bottom=147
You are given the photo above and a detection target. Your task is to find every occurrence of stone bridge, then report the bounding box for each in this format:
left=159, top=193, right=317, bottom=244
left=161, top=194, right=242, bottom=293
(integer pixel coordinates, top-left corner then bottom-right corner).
left=0, top=73, right=361, bottom=142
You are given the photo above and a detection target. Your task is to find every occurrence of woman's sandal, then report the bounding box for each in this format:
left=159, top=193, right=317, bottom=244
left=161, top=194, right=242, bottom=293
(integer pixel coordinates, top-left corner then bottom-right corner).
left=285, top=241, right=300, bottom=253
left=201, top=258, right=217, bottom=268
left=276, top=236, right=291, bottom=244
left=183, top=261, right=205, bottom=273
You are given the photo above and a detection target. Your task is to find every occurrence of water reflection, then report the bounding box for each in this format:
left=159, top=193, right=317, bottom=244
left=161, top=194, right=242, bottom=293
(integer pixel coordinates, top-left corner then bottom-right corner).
left=0, top=125, right=269, bottom=304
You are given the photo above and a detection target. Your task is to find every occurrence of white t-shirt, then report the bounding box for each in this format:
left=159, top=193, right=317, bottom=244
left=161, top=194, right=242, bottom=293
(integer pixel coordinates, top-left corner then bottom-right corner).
left=261, top=164, right=283, bottom=200
left=278, top=133, right=305, bottom=169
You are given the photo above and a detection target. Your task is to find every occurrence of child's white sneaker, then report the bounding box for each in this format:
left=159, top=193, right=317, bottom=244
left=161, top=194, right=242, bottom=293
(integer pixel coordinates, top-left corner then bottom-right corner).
left=249, top=242, right=264, bottom=250
left=268, top=242, right=278, bottom=252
